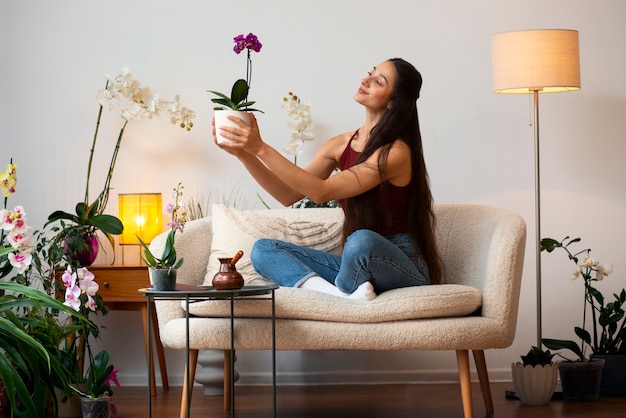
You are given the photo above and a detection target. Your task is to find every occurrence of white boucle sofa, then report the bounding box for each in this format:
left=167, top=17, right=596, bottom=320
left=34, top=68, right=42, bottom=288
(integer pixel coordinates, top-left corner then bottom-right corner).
left=150, top=203, right=526, bottom=418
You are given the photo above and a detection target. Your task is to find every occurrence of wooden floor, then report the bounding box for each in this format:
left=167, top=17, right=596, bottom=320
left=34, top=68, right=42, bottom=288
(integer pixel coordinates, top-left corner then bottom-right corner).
left=110, top=382, right=626, bottom=418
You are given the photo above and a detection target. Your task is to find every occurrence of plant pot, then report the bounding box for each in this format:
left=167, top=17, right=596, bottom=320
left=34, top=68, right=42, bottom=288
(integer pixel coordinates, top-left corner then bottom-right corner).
left=591, top=353, right=626, bottom=396
left=148, top=267, right=177, bottom=291
left=214, top=109, right=250, bottom=144
left=511, top=362, right=558, bottom=405
left=65, top=233, right=99, bottom=266
left=55, top=382, right=88, bottom=418
left=79, top=396, right=109, bottom=418
left=558, top=359, right=605, bottom=401
left=55, top=389, right=82, bottom=418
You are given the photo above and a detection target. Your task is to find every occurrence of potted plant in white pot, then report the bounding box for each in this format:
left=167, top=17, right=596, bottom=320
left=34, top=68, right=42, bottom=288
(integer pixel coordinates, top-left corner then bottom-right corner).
left=540, top=236, right=621, bottom=400
left=511, top=346, right=558, bottom=405
left=209, top=33, right=264, bottom=144
left=138, top=183, right=186, bottom=291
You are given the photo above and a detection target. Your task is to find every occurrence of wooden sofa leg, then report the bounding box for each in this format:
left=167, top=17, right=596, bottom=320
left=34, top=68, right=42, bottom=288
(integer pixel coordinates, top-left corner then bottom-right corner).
left=179, top=349, right=199, bottom=418
left=472, top=350, right=494, bottom=414
left=456, top=350, right=474, bottom=418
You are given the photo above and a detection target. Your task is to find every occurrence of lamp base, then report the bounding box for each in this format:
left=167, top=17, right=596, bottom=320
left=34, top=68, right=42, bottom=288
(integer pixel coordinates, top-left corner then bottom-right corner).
left=505, top=385, right=563, bottom=400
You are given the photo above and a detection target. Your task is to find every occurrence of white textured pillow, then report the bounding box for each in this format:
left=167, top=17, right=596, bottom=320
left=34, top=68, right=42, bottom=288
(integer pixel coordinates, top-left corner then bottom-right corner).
left=204, top=204, right=345, bottom=285
left=186, top=284, right=482, bottom=323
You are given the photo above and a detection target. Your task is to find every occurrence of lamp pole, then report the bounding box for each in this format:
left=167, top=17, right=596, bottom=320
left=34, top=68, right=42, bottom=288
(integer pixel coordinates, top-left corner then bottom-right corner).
left=532, top=88, right=542, bottom=348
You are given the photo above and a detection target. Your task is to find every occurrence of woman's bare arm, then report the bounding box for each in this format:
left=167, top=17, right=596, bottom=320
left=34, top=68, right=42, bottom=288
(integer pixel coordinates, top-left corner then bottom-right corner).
left=216, top=114, right=411, bottom=204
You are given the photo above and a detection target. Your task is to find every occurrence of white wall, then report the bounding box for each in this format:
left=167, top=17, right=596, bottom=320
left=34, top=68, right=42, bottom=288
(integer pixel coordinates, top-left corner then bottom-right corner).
left=2, top=0, right=626, bottom=386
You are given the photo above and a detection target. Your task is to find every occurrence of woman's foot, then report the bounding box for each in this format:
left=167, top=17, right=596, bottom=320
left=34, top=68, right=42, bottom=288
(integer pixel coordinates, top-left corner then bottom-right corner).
left=299, top=276, right=376, bottom=301
left=347, top=281, right=377, bottom=301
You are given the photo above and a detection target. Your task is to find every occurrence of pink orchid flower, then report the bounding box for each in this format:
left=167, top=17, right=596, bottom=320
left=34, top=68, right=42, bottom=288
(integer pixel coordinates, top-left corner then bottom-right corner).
left=8, top=249, right=32, bottom=274
left=79, top=274, right=99, bottom=297
left=104, top=368, right=121, bottom=387
left=63, top=284, right=82, bottom=311
left=85, top=294, right=97, bottom=311
left=62, top=268, right=77, bottom=288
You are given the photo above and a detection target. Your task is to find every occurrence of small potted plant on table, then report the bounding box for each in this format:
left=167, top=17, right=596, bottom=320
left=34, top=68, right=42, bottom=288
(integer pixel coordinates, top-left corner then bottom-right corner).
left=138, top=183, right=186, bottom=291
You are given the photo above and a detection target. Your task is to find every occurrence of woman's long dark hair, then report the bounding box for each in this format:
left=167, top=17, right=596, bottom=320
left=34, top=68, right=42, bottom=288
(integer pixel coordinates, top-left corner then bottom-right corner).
left=342, top=58, right=443, bottom=284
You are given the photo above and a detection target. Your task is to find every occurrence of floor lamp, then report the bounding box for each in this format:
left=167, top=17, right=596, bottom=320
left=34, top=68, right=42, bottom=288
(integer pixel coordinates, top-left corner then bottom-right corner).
left=492, top=29, right=581, bottom=348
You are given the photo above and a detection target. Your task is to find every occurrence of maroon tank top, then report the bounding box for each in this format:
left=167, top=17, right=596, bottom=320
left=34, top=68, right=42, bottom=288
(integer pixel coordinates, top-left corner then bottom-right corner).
left=338, top=131, right=410, bottom=236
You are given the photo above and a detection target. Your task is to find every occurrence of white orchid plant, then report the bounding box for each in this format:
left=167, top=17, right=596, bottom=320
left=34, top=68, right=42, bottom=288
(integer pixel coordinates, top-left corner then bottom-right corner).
left=281, top=91, right=314, bottom=166
left=46, top=68, right=195, bottom=258
left=541, top=236, right=625, bottom=360
left=278, top=92, right=338, bottom=209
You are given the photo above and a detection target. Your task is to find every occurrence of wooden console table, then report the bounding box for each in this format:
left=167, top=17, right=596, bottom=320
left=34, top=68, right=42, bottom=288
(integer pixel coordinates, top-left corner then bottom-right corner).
left=90, top=265, right=169, bottom=396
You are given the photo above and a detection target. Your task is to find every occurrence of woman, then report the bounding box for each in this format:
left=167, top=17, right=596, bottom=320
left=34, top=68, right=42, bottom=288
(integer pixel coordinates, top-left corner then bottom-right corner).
left=213, top=58, right=442, bottom=301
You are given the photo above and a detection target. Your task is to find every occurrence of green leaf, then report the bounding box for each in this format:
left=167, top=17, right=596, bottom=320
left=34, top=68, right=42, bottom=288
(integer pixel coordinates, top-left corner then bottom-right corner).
left=230, top=79, right=249, bottom=105
left=574, top=326, right=591, bottom=345
left=208, top=91, right=238, bottom=110
left=0, top=316, right=50, bottom=370
left=75, top=201, right=88, bottom=218
left=137, top=235, right=159, bottom=267
left=210, top=98, right=233, bottom=108
left=542, top=338, right=585, bottom=360
left=588, top=286, right=604, bottom=305
left=161, top=230, right=176, bottom=261
left=208, top=90, right=231, bottom=100
left=239, top=106, right=264, bottom=113
left=540, top=238, right=561, bottom=252
left=46, top=209, right=79, bottom=226
left=173, top=257, right=184, bottom=269
left=520, top=345, right=554, bottom=366
left=565, top=237, right=582, bottom=246
left=0, top=352, right=39, bottom=417
left=0, top=281, right=94, bottom=329
left=88, top=213, right=124, bottom=235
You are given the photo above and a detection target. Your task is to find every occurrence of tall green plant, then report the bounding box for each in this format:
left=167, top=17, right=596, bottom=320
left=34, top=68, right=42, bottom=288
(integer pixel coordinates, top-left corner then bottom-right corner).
left=0, top=281, right=95, bottom=417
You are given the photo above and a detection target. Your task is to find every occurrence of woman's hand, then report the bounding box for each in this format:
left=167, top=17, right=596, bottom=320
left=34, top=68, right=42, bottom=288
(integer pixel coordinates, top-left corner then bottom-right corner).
left=213, top=113, right=264, bottom=156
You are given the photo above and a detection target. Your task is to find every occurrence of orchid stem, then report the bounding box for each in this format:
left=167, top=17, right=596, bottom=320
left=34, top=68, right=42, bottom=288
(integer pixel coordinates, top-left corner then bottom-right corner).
left=98, top=120, right=128, bottom=213
left=84, top=81, right=109, bottom=207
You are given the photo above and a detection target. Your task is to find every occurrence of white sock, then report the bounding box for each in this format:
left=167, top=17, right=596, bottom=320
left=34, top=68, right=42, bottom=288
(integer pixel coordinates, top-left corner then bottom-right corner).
left=299, top=275, right=346, bottom=297
left=299, top=276, right=377, bottom=301
left=347, top=281, right=377, bottom=301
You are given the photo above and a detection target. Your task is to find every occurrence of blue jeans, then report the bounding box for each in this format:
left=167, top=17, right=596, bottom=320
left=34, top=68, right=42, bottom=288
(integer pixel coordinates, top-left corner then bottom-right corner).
left=250, top=229, right=430, bottom=294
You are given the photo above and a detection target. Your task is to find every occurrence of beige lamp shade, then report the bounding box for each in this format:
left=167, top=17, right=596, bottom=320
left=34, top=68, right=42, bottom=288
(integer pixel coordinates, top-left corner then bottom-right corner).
left=118, top=193, right=163, bottom=245
left=492, top=29, right=581, bottom=94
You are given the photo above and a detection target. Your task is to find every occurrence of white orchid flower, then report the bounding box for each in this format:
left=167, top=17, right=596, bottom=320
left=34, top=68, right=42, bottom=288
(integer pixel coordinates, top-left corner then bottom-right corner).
left=595, top=262, right=613, bottom=280
left=570, top=268, right=582, bottom=280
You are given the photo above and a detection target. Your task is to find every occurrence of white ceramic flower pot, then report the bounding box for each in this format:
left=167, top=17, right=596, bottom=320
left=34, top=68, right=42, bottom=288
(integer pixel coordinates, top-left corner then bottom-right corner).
left=511, top=362, right=558, bottom=405
left=214, top=109, right=250, bottom=144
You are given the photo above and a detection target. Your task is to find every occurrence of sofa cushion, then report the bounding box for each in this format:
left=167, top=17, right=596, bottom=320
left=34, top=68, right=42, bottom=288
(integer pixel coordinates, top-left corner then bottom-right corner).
left=204, top=204, right=344, bottom=285
left=186, top=283, right=482, bottom=323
